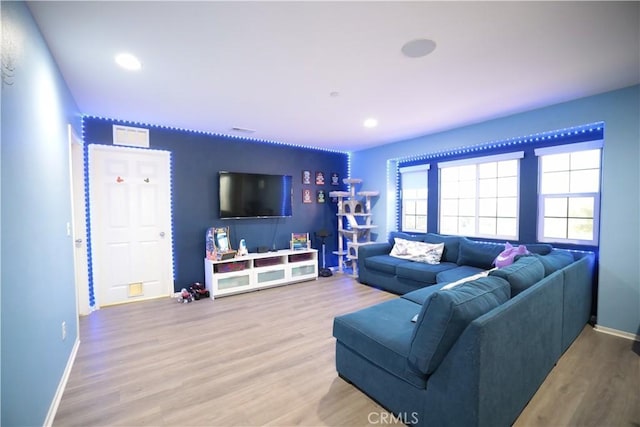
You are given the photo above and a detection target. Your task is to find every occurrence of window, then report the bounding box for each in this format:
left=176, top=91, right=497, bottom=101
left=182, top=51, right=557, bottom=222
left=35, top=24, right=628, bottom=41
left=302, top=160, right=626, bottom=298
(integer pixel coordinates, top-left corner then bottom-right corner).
left=535, top=141, right=602, bottom=245
left=399, top=164, right=429, bottom=232
left=438, top=152, right=523, bottom=239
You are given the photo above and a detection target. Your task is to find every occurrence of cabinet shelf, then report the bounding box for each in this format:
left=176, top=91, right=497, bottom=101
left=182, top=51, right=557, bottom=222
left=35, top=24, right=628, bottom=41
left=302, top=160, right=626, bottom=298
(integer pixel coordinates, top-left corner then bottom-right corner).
left=204, top=249, right=317, bottom=299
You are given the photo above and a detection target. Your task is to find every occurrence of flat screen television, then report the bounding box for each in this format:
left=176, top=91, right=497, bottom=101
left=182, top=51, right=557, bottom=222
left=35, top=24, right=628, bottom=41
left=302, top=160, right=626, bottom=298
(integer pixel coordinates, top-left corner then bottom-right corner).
left=219, top=171, right=293, bottom=219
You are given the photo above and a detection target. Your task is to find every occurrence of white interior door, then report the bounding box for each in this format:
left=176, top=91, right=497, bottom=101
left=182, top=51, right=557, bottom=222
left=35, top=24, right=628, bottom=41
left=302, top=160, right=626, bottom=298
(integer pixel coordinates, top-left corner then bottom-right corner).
left=89, top=145, right=174, bottom=307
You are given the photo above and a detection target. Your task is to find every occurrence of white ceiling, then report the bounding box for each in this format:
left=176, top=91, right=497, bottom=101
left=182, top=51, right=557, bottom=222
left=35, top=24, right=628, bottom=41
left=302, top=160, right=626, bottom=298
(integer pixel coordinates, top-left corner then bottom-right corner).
left=28, top=1, right=640, bottom=152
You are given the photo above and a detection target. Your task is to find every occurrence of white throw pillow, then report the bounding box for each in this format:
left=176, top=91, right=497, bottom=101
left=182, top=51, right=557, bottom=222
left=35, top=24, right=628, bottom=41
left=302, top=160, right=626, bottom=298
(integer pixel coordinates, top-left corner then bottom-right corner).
left=389, top=238, right=444, bottom=265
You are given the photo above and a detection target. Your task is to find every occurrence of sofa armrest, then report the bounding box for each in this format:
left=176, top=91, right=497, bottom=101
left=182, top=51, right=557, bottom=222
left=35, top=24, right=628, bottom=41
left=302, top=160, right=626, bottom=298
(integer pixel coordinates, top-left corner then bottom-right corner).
left=561, top=253, right=595, bottom=352
left=358, top=242, right=393, bottom=258
left=357, top=243, right=393, bottom=285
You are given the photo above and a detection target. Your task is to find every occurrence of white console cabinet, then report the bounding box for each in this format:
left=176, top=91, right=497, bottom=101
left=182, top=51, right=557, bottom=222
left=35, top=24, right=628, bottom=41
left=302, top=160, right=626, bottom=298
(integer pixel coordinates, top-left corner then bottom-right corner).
left=204, top=249, right=317, bottom=299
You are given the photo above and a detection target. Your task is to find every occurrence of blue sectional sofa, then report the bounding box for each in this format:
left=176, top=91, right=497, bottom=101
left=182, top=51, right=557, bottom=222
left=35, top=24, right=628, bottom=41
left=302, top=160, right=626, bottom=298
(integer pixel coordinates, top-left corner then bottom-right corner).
left=357, top=232, right=555, bottom=295
left=333, top=232, right=595, bottom=427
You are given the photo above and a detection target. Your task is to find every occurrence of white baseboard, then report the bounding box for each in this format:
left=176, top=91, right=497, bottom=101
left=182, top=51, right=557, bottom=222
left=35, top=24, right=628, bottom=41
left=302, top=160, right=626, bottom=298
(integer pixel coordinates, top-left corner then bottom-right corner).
left=44, top=337, right=80, bottom=427
left=594, top=324, right=640, bottom=342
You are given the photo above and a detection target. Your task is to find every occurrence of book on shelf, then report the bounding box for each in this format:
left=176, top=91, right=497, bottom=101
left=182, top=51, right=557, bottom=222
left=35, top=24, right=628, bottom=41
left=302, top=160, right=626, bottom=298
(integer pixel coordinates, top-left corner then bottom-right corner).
left=291, top=232, right=310, bottom=250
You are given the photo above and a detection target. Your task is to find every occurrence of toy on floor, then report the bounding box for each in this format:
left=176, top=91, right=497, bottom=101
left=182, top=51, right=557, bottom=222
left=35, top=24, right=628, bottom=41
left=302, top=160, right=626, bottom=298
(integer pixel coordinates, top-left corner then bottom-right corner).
left=178, top=288, right=193, bottom=303
left=189, top=282, right=210, bottom=300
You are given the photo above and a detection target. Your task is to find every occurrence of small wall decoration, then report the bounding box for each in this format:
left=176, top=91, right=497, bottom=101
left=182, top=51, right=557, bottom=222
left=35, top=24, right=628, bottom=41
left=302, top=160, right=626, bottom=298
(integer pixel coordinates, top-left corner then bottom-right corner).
left=303, top=188, right=313, bottom=204
left=317, top=190, right=326, bottom=203
left=302, top=170, right=311, bottom=185
left=330, top=172, right=340, bottom=185
left=315, top=171, right=325, bottom=185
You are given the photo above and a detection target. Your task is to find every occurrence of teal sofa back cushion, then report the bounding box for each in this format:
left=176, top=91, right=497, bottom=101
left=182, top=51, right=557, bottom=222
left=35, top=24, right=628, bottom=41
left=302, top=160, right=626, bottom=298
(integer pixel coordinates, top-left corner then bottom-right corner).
left=533, top=249, right=574, bottom=276
left=457, top=238, right=505, bottom=269
left=490, top=256, right=545, bottom=296
left=408, top=276, right=510, bottom=375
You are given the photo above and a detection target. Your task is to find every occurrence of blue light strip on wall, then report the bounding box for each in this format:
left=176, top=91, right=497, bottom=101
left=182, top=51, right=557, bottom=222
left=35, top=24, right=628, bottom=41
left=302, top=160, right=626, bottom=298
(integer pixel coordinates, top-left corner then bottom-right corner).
left=389, top=121, right=605, bottom=235
left=395, top=122, right=604, bottom=166
left=84, top=115, right=350, bottom=154
left=394, top=164, right=401, bottom=231
left=81, top=119, right=95, bottom=308
left=168, top=152, right=177, bottom=286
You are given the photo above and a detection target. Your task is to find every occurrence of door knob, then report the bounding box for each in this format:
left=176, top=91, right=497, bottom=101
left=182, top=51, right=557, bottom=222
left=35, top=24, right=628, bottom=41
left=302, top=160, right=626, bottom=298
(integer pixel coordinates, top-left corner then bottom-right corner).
left=159, top=232, right=166, bottom=238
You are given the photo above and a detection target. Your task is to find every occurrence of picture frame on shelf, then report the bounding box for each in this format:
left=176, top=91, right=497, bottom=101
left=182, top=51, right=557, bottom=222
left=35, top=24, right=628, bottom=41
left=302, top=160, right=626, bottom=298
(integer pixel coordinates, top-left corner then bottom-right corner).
left=330, top=172, right=340, bottom=186
left=317, top=189, right=326, bottom=203
left=213, top=226, right=236, bottom=258
left=291, top=232, right=310, bottom=250
left=315, top=171, right=325, bottom=185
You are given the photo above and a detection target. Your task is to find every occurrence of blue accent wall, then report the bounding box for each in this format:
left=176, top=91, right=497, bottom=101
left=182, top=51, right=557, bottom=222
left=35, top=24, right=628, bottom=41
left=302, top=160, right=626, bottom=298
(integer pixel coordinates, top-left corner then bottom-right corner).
left=83, top=118, right=348, bottom=290
left=1, top=2, right=81, bottom=426
left=352, top=85, right=640, bottom=337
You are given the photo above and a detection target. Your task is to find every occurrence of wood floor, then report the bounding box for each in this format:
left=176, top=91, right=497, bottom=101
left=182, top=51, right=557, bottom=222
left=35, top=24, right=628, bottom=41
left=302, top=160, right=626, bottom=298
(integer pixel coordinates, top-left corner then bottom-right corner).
left=54, top=274, right=639, bottom=427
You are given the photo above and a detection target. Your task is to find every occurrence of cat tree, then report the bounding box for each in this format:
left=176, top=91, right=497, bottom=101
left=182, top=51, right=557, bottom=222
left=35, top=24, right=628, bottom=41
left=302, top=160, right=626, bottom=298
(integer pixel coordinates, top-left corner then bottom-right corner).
left=329, top=178, right=379, bottom=276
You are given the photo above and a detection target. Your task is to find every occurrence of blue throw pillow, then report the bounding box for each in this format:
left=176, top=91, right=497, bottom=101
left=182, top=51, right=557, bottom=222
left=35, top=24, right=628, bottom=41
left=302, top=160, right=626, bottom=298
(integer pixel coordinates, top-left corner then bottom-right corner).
left=534, top=249, right=574, bottom=276
left=408, top=276, right=510, bottom=375
left=525, top=243, right=553, bottom=256
left=457, top=238, right=505, bottom=269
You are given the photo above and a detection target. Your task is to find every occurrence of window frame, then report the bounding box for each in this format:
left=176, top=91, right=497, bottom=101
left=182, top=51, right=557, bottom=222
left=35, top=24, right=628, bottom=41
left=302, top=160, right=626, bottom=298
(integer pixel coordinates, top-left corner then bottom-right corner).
left=535, top=140, right=603, bottom=246
left=437, top=151, right=524, bottom=240
left=399, top=164, right=429, bottom=233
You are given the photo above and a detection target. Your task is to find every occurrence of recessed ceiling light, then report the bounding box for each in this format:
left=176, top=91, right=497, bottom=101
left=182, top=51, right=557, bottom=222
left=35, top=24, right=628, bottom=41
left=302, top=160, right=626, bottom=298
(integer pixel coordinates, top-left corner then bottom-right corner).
left=363, top=118, right=378, bottom=128
left=401, top=39, right=436, bottom=58
left=115, top=53, right=142, bottom=71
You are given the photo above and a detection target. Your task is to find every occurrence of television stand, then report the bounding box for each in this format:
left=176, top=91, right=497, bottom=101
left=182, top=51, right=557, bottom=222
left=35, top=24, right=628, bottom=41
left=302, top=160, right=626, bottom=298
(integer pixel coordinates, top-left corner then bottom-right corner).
left=204, top=249, right=318, bottom=299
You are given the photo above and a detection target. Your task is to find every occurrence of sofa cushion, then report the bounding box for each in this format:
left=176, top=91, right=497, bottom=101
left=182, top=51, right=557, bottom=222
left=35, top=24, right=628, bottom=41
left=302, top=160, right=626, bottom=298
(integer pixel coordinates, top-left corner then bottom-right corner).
left=408, top=276, right=511, bottom=375
left=402, top=283, right=448, bottom=305
left=524, top=243, right=553, bottom=256
left=532, top=249, right=574, bottom=276
left=489, top=256, right=545, bottom=296
left=390, top=238, right=444, bottom=264
left=333, top=298, right=427, bottom=388
left=363, top=255, right=407, bottom=275
left=457, top=238, right=505, bottom=269
left=436, top=265, right=486, bottom=284
left=396, top=261, right=458, bottom=285
left=423, top=233, right=462, bottom=264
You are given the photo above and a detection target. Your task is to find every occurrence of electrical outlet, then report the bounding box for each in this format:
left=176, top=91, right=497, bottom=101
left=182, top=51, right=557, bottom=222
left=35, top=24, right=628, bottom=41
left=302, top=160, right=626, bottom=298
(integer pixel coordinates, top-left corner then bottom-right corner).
left=66, top=222, right=71, bottom=236
left=61, top=321, right=66, bottom=340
